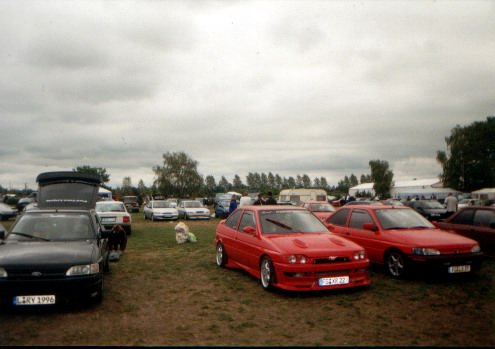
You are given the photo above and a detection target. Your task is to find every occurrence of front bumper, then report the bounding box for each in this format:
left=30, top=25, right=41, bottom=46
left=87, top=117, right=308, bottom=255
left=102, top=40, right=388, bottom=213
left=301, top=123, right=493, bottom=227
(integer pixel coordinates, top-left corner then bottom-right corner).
left=0, top=272, right=103, bottom=306
left=272, top=259, right=371, bottom=291
left=405, top=252, right=484, bottom=274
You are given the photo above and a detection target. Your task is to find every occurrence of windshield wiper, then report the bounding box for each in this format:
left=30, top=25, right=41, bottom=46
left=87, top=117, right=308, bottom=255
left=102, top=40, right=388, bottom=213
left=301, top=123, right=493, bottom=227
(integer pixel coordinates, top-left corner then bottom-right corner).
left=265, top=218, right=304, bottom=233
left=9, top=232, right=50, bottom=241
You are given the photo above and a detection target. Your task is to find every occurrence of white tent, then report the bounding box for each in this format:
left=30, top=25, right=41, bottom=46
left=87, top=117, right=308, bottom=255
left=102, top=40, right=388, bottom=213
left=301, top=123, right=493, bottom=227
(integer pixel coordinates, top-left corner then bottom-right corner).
left=226, top=191, right=242, bottom=196
left=98, top=187, right=113, bottom=200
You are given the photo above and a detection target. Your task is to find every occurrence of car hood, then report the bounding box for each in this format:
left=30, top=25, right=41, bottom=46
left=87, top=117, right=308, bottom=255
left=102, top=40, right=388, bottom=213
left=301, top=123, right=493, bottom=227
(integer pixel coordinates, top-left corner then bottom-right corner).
left=0, top=241, right=98, bottom=267
left=266, top=232, right=363, bottom=254
left=386, top=228, right=478, bottom=248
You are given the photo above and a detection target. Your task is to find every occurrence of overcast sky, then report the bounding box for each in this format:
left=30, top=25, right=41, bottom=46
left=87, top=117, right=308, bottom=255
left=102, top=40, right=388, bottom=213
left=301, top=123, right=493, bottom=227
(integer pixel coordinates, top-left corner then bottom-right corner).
left=1, top=0, right=494, bottom=190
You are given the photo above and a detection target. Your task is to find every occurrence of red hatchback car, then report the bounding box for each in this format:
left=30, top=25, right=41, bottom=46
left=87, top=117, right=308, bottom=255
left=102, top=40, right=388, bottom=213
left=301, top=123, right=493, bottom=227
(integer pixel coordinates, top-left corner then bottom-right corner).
left=298, top=200, right=336, bottom=222
left=215, top=206, right=371, bottom=291
left=325, top=205, right=483, bottom=278
left=432, top=206, right=495, bottom=257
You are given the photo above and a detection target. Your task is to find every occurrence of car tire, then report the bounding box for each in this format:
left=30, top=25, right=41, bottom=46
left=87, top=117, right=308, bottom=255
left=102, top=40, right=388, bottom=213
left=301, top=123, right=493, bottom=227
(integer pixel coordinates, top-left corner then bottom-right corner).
left=103, top=254, right=110, bottom=272
left=144, top=213, right=147, bottom=220
left=184, top=213, right=189, bottom=220
left=215, top=242, right=227, bottom=267
left=385, top=250, right=407, bottom=278
left=151, top=214, right=155, bottom=221
left=260, top=256, right=276, bottom=291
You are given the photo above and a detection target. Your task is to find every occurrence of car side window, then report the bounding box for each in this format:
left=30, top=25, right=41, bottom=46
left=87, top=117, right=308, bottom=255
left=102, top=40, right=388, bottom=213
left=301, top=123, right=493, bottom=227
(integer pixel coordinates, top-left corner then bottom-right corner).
left=238, top=211, right=256, bottom=233
left=349, top=209, right=374, bottom=229
left=224, top=210, right=242, bottom=230
left=473, top=209, right=495, bottom=227
left=327, top=209, right=350, bottom=226
left=451, top=209, right=475, bottom=225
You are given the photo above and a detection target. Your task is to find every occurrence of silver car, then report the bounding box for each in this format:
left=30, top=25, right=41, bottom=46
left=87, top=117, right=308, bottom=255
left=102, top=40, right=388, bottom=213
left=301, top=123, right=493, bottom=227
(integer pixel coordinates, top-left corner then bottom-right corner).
left=143, top=200, right=179, bottom=221
left=95, top=201, right=132, bottom=235
left=177, top=200, right=210, bottom=220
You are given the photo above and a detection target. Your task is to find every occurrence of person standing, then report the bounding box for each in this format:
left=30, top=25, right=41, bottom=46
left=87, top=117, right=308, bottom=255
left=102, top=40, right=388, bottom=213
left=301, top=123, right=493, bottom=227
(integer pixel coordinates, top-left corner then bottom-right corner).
left=444, top=193, right=458, bottom=218
left=239, top=192, right=251, bottom=207
left=265, top=191, right=277, bottom=205
left=229, top=194, right=238, bottom=215
left=253, top=193, right=265, bottom=205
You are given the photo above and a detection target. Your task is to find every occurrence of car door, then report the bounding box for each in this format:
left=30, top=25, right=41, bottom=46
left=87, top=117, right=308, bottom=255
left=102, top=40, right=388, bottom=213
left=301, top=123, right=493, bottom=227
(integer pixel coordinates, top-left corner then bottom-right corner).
left=234, top=210, right=261, bottom=271
left=221, top=209, right=243, bottom=261
left=344, top=208, right=385, bottom=263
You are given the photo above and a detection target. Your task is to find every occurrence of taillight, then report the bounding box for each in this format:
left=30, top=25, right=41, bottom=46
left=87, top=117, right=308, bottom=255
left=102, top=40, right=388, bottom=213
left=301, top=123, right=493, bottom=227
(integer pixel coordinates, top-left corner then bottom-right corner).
left=123, top=217, right=130, bottom=223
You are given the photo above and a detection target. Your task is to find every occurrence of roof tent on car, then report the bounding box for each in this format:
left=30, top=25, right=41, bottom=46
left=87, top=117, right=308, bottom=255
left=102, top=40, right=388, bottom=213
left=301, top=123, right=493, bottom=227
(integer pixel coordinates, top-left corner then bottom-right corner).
left=36, top=171, right=101, bottom=210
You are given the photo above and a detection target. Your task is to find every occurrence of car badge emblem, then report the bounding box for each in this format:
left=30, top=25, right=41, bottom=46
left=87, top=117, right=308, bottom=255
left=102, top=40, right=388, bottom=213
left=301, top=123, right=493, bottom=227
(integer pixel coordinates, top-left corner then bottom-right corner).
left=328, top=256, right=337, bottom=261
left=32, top=272, right=42, bottom=277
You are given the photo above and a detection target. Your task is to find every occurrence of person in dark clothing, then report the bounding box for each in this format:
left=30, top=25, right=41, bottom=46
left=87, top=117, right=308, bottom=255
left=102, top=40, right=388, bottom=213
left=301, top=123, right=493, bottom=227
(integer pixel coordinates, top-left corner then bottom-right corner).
left=265, top=191, right=277, bottom=205
left=253, top=193, right=265, bottom=205
left=229, top=194, right=238, bottom=215
left=108, top=224, right=127, bottom=256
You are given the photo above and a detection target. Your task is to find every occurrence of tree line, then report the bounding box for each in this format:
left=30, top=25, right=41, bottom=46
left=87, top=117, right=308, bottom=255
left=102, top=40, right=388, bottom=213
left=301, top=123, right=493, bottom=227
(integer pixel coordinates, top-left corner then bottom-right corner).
left=2, top=116, right=493, bottom=201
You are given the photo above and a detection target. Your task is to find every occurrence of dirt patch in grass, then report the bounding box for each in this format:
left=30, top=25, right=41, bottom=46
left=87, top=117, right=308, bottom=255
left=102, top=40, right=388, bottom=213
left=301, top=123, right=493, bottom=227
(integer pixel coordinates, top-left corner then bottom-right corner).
left=0, top=216, right=494, bottom=346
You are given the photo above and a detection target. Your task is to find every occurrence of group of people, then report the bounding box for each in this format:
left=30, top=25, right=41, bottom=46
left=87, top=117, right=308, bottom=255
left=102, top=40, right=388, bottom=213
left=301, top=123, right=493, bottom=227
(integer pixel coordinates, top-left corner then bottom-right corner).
left=229, top=191, right=277, bottom=213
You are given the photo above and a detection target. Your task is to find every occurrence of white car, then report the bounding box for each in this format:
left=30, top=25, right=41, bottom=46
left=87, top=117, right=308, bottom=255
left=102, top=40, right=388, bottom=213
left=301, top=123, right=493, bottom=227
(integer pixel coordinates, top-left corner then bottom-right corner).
left=144, top=200, right=179, bottom=221
left=95, top=201, right=132, bottom=235
left=165, top=198, right=178, bottom=208
left=177, top=200, right=210, bottom=220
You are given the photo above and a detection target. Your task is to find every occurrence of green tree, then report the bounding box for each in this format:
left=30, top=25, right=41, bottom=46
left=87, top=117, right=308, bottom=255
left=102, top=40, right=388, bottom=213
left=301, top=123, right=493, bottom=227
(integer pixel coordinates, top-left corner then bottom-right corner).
left=73, top=165, right=110, bottom=184
left=219, top=176, right=230, bottom=192
left=302, top=174, right=311, bottom=188
left=369, top=159, right=394, bottom=199
left=349, top=174, right=359, bottom=187
left=204, top=175, right=217, bottom=198
left=360, top=174, right=372, bottom=183
left=152, top=151, right=203, bottom=198
left=232, top=175, right=243, bottom=191
left=437, top=116, right=495, bottom=192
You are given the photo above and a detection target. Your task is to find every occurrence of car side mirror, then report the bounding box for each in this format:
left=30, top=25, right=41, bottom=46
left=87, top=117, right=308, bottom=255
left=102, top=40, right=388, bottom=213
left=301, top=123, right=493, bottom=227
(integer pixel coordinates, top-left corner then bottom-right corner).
left=243, top=226, right=256, bottom=235
left=325, top=223, right=335, bottom=231
left=363, top=222, right=378, bottom=232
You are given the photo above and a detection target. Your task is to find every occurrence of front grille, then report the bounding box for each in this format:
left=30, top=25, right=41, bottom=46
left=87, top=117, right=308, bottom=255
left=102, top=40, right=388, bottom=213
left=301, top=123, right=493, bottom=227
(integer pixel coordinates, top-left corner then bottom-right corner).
left=7, top=268, right=67, bottom=280
left=313, top=257, right=348, bottom=264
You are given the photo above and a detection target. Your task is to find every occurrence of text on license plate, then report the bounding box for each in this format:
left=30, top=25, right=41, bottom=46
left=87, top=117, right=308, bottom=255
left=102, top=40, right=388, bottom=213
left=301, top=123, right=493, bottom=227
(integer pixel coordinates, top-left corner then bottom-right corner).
left=15, top=295, right=56, bottom=305
left=319, top=276, right=349, bottom=286
left=448, top=265, right=471, bottom=273
left=101, top=217, right=116, bottom=222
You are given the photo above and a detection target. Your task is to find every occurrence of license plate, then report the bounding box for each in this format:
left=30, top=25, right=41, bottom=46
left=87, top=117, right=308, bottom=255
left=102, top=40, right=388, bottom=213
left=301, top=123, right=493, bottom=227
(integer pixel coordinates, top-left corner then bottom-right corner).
left=448, top=265, right=471, bottom=273
left=15, top=295, right=56, bottom=305
left=318, top=276, right=349, bottom=286
left=101, top=217, right=116, bottom=222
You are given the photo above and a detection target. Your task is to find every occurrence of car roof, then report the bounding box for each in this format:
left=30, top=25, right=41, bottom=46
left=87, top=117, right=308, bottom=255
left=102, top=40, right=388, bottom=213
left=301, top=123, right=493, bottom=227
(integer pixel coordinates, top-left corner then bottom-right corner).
left=96, top=200, right=124, bottom=204
left=237, top=205, right=306, bottom=212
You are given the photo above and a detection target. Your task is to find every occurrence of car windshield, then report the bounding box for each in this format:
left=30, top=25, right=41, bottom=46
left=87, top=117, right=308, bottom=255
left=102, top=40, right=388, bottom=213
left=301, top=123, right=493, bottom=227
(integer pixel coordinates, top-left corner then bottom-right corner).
left=123, top=196, right=138, bottom=203
left=96, top=203, right=125, bottom=212
left=423, top=201, right=445, bottom=209
left=153, top=201, right=171, bottom=208
left=310, top=203, right=335, bottom=212
left=7, top=212, right=94, bottom=241
left=184, top=201, right=202, bottom=208
left=260, top=210, right=328, bottom=234
left=375, top=209, right=434, bottom=229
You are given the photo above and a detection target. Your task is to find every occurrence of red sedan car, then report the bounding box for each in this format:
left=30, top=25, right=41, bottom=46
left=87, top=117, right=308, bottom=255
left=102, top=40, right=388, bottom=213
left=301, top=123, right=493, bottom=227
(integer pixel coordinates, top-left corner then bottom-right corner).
left=298, top=200, right=336, bottom=222
left=325, top=205, right=483, bottom=278
left=215, top=206, right=371, bottom=291
left=432, top=206, right=495, bottom=257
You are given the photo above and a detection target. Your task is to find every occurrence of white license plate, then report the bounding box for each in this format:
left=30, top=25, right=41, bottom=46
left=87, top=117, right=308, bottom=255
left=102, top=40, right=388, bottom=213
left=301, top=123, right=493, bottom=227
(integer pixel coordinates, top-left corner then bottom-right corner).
left=101, top=217, right=116, bottom=222
left=15, top=295, right=56, bottom=305
left=448, top=265, right=471, bottom=273
left=318, top=276, right=349, bottom=286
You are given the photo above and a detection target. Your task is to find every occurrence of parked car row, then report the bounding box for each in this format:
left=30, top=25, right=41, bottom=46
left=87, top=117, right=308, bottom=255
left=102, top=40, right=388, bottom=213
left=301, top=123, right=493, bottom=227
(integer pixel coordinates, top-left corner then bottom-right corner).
left=214, top=200, right=491, bottom=292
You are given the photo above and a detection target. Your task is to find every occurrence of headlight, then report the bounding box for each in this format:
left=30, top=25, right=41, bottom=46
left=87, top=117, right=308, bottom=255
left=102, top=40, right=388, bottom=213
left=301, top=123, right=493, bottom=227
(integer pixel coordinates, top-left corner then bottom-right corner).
left=353, top=250, right=366, bottom=260
left=412, top=248, right=440, bottom=256
left=66, top=263, right=100, bottom=276
left=288, top=255, right=307, bottom=264
left=0, top=267, right=7, bottom=278
left=471, top=245, right=481, bottom=253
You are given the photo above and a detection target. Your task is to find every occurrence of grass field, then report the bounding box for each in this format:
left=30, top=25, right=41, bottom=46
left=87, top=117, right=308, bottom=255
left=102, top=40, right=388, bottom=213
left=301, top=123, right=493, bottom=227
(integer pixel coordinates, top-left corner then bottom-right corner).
left=0, top=212, right=494, bottom=346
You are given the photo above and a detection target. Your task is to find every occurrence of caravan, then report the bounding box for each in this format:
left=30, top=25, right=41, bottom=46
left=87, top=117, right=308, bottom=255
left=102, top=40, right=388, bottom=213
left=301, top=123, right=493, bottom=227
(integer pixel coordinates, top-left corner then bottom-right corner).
left=278, top=188, right=327, bottom=205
